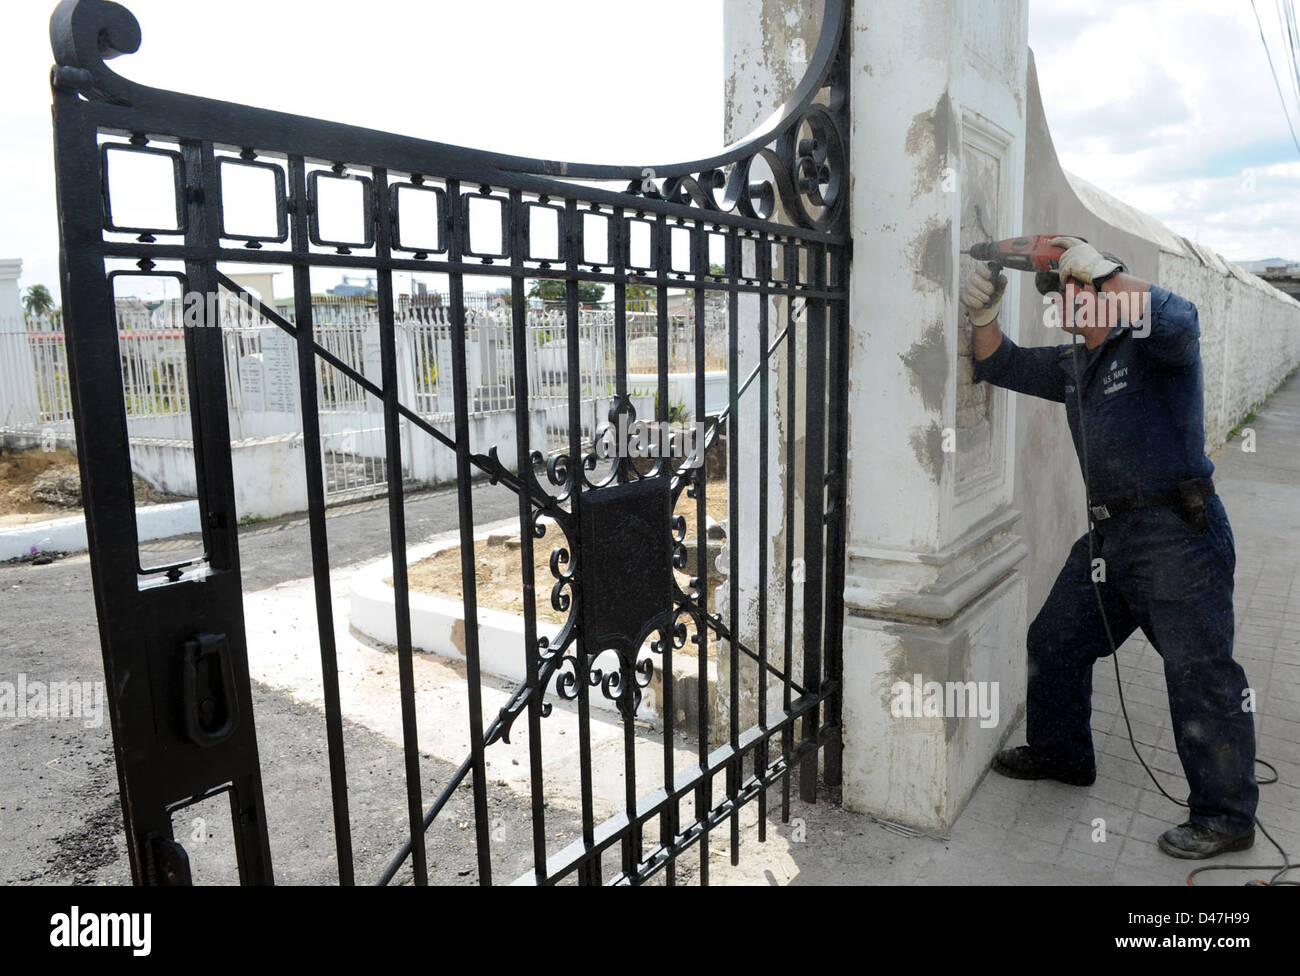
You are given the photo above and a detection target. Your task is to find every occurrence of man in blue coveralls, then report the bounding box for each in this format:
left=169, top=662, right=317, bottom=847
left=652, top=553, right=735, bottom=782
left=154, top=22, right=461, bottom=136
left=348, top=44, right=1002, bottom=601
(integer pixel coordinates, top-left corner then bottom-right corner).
left=961, top=236, right=1258, bottom=859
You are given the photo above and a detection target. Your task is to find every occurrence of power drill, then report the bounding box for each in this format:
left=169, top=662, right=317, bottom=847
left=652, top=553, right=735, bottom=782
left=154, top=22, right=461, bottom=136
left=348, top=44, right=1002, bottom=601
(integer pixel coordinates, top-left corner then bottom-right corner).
left=961, top=234, right=1088, bottom=297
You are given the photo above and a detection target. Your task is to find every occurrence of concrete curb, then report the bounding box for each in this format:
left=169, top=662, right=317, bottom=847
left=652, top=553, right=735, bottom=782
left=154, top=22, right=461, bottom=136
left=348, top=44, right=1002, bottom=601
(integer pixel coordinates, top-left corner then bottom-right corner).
left=347, top=522, right=663, bottom=718
left=0, top=500, right=201, bottom=561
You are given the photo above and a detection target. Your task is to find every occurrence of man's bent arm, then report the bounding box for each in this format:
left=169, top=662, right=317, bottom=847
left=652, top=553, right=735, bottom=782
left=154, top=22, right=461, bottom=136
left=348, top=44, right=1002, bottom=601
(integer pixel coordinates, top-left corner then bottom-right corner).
left=969, top=314, right=1068, bottom=403
left=1104, top=272, right=1199, bottom=368
left=972, top=313, right=1004, bottom=362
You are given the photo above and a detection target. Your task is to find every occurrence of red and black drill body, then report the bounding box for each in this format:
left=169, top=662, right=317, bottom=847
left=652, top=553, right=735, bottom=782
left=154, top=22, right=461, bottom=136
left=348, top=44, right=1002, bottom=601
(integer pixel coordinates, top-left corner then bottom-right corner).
left=963, top=234, right=1089, bottom=295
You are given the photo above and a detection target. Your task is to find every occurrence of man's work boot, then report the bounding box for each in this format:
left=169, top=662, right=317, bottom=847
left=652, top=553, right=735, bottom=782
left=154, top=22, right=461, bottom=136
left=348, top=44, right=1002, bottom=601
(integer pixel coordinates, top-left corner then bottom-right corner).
left=1157, top=822, right=1255, bottom=860
left=991, top=745, right=1096, bottom=786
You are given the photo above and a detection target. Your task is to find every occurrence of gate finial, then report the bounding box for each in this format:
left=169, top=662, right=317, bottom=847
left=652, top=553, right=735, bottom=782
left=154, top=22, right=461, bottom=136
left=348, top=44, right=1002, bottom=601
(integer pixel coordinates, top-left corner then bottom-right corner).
left=49, top=0, right=141, bottom=103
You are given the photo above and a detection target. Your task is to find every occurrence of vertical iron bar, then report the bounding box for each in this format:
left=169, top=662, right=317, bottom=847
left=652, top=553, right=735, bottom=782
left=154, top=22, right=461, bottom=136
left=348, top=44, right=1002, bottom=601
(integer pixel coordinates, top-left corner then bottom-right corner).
left=655, top=215, right=671, bottom=423
left=822, top=245, right=850, bottom=794
left=612, top=207, right=641, bottom=882
left=373, top=165, right=428, bottom=885
left=781, top=240, right=797, bottom=823
left=799, top=243, right=827, bottom=804
left=447, top=178, right=493, bottom=885
left=692, top=221, right=710, bottom=886
left=566, top=197, right=599, bottom=886
left=52, top=99, right=145, bottom=878
left=178, top=141, right=232, bottom=576
left=655, top=212, right=676, bottom=886
left=756, top=232, right=770, bottom=842
left=288, top=155, right=354, bottom=884
left=726, top=227, right=740, bottom=866
left=509, top=190, right=549, bottom=881
left=613, top=207, right=630, bottom=431
left=179, top=137, right=273, bottom=884
left=621, top=679, right=639, bottom=882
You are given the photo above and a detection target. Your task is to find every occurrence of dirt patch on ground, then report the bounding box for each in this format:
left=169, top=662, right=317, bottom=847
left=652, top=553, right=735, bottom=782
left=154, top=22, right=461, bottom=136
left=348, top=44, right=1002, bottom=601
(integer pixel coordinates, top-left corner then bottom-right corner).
left=402, top=489, right=729, bottom=629
left=0, top=446, right=192, bottom=522
left=0, top=447, right=80, bottom=518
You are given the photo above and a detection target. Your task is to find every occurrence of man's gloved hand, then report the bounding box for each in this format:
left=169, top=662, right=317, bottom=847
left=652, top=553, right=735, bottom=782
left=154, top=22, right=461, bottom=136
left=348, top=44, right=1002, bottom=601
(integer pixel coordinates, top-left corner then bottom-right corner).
left=1052, top=236, right=1121, bottom=286
left=960, top=261, right=1007, bottom=327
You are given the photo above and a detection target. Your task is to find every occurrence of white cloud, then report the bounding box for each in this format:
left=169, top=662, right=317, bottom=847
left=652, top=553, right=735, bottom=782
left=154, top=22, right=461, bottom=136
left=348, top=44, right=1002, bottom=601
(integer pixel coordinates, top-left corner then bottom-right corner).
left=1030, top=0, right=1300, bottom=261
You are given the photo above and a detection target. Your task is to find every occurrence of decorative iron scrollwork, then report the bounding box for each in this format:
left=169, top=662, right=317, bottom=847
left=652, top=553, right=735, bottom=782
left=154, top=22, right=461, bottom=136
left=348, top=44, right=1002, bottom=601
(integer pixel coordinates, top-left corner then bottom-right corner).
left=587, top=645, right=658, bottom=721
left=49, top=0, right=141, bottom=103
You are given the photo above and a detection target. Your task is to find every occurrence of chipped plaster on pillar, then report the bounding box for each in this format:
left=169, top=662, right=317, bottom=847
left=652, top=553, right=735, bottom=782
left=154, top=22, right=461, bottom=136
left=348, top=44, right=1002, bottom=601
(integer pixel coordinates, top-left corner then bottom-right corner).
left=722, top=1, right=1032, bottom=833
left=839, top=0, right=1031, bottom=833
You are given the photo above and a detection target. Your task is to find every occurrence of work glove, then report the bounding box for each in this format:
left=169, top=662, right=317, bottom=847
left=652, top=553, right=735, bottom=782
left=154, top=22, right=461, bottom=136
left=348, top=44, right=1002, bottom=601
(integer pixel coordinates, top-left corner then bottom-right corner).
left=1051, top=236, right=1121, bottom=286
left=960, top=261, right=1007, bottom=327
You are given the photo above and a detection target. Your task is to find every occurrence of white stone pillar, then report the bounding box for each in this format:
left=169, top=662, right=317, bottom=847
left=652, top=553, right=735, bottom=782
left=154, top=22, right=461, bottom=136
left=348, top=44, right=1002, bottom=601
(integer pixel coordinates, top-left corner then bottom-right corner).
left=840, top=0, right=1030, bottom=832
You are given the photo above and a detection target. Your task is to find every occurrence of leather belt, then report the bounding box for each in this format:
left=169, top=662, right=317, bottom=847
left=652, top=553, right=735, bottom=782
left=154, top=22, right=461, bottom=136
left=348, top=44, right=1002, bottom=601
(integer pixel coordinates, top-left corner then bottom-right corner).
left=1089, top=478, right=1215, bottom=522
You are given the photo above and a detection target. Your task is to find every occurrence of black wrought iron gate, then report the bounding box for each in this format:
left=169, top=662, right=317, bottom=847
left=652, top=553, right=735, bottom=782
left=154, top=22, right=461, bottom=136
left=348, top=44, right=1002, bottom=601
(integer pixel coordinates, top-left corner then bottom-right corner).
left=49, top=0, right=851, bottom=885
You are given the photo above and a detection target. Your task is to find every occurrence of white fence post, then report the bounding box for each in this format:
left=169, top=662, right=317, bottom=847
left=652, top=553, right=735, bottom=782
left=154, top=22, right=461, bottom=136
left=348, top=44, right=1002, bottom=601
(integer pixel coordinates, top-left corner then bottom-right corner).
left=0, top=259, right=42, bottom=436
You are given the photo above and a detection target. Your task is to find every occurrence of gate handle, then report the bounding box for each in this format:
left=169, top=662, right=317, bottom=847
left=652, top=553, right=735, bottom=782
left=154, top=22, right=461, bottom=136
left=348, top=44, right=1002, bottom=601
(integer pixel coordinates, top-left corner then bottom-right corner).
left=180, top=633, right=240, bottom=746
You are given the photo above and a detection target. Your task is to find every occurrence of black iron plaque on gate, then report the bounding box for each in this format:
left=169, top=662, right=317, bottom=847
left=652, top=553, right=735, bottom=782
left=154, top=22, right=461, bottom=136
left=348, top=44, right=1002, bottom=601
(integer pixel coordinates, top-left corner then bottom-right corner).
left=577, top=475, right=673, bottom=649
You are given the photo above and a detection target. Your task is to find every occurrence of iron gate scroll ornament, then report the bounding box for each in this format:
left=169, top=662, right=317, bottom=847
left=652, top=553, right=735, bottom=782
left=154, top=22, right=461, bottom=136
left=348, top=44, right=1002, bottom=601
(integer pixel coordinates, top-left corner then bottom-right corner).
left=49, top=0, right=852, bottom=885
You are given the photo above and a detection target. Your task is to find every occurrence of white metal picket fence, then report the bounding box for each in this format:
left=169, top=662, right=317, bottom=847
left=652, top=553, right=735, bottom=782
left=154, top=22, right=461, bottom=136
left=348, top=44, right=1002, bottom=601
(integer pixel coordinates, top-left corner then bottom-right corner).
left=0, top=294, right=725, bottom=502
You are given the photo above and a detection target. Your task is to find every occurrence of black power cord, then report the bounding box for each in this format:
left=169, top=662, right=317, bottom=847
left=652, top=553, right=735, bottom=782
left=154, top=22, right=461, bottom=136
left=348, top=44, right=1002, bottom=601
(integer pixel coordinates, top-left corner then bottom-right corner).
left=1066, top=299, right=1296, bottom=887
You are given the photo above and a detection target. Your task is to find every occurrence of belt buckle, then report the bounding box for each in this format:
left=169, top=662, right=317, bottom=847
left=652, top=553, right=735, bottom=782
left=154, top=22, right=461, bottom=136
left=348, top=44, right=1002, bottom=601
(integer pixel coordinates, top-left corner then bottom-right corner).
left=1090, top=504, right=1111, bottom=521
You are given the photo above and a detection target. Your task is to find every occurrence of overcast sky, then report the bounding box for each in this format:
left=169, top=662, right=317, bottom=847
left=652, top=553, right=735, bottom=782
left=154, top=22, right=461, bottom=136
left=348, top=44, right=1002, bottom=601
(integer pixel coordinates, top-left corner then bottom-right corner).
left=1030, top=0, right=1300, bottom=263
left=2, top=0, right=1298, bottom=299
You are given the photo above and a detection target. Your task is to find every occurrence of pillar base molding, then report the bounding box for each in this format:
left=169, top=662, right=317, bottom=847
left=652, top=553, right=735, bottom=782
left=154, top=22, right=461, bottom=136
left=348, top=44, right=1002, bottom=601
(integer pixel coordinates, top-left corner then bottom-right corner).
left=840, top=569, right=1028, bottom=833
left=844, top=505, right=1027, bottom=623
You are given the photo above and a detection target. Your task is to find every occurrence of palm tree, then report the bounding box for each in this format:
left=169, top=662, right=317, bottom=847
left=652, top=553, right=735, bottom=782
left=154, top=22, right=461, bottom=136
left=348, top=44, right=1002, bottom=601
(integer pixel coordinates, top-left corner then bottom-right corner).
left=23, top=284, right=56, bottom=318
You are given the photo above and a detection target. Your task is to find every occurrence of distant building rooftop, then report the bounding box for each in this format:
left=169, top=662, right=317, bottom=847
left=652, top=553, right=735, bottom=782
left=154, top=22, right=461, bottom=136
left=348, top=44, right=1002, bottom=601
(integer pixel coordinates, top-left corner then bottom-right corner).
left=1248, top=261, right=1300, bottom=301
left=330, top=275, right=377, bottom=298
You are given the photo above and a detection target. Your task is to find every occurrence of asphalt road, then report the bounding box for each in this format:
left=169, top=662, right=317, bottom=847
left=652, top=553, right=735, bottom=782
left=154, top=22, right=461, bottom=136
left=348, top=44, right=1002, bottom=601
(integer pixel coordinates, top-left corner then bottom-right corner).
left=0, top=480, right=529, bottom=885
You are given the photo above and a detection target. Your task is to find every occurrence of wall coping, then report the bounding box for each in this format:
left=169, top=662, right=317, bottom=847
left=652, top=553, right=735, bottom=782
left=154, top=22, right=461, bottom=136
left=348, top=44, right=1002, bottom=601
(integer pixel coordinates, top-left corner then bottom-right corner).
left=1063, top=166, right=1299, bottom=307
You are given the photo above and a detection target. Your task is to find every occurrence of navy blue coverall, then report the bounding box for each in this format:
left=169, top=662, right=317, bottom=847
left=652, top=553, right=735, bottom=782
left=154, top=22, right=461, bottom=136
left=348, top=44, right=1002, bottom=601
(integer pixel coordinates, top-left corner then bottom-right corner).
left=973, top=284, right=1258, bottom=836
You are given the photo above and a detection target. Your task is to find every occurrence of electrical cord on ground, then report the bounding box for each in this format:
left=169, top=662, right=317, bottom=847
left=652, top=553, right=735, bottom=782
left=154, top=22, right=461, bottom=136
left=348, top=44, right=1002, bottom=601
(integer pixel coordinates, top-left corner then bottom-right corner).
left=1066, top=319, right=1295, bottom=887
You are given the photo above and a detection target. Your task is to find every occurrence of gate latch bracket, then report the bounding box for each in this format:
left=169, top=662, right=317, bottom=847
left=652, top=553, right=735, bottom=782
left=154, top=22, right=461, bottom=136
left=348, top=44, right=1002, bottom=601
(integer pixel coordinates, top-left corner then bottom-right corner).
left=180, top=632, right=240, bottom=746
left=146, top=835, right=193, bottom=886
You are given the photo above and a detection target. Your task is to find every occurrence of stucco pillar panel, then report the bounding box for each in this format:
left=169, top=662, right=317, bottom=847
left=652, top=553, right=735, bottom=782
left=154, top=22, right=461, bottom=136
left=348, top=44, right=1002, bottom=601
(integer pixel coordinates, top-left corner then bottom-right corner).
left=839, top=0, right=1030, bottom=832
